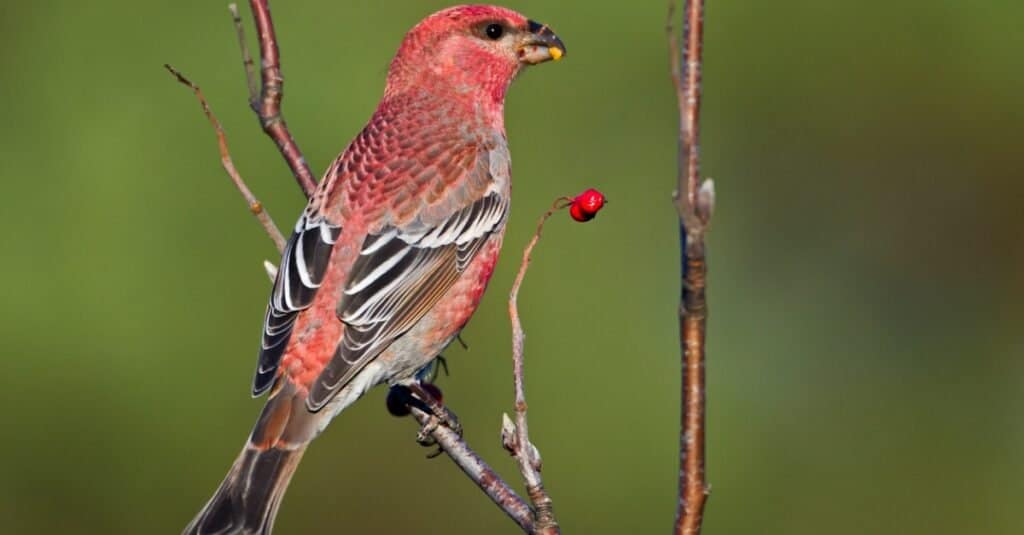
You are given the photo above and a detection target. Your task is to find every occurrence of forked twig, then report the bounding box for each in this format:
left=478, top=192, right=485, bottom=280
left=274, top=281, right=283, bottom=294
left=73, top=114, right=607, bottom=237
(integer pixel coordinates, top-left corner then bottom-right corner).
left=164, top=64, right=286, bottom=255
left=410, top=408, right=537, bottom=532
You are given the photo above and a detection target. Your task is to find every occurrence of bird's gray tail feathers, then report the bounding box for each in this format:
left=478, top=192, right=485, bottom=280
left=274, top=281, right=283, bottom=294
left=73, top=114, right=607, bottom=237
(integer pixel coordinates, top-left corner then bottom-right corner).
left=183, top=443, right=306, bottom=535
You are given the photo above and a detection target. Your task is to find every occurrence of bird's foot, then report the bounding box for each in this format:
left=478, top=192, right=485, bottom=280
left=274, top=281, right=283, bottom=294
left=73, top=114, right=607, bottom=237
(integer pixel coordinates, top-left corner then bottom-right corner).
left=386, top=382, right=462, bottom=458
left=414, top=416, right=444, bottom=458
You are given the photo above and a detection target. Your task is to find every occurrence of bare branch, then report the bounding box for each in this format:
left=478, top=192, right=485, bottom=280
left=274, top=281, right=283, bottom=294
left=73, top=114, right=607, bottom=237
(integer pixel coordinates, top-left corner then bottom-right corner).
left=164, top=64, right=287, bottom=254
left=505, top=199, right=573, bottom=535
left=244, top=0, right=318, bottom=198
left=409, top=408, right=537, bottom=533
left=669, top=0, right=709, bottom=225
left=229, top=3, right=258, bottom=106
left=668, top=1, right=713, bottom=534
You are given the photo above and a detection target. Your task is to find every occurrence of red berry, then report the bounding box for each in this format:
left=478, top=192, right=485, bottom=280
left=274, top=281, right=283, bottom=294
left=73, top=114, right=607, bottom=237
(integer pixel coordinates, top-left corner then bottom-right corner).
left=569, top=202, right=592, bottom=222
left=569, top=188, right=605, bottom=222
left=576, top=188, right=605, bottom=213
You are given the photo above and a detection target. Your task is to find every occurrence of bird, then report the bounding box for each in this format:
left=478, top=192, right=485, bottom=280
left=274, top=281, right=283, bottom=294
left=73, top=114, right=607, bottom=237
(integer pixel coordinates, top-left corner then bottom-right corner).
left=184, top=5, right=565, bottom=534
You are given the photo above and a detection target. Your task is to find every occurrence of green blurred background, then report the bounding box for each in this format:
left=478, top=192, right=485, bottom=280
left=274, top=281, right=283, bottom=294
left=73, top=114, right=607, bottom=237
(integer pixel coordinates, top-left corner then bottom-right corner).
left=2, top=0, right=1021, bottom=533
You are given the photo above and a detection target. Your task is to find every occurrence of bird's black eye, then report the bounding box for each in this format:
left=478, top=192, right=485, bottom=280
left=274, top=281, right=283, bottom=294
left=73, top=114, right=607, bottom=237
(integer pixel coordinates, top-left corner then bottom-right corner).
left=484, top=23, right=504, bottom=40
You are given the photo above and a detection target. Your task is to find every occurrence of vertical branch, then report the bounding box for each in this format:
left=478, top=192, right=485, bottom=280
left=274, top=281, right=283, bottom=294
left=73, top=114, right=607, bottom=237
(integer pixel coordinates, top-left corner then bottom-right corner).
left=668, top=1, right=714, bottom=534
left=246, top=0, right=318, bottom=198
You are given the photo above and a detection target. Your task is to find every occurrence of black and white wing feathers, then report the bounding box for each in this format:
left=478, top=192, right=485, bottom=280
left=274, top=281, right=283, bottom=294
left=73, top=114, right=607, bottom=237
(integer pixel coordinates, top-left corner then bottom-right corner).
left=253, top=214, right=341, bottom=396
left=305, top=192, right=507, bottom=410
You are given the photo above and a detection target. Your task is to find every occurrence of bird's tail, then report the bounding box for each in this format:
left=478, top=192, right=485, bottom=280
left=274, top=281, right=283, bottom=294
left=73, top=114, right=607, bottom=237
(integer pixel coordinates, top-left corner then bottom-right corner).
left=183, top=441, right=307, bottom=535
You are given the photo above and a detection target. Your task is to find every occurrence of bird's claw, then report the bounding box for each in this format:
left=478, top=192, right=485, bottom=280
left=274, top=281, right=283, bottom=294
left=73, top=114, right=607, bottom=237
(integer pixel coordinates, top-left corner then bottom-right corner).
left=434, top=405, right=462, bottom=437
left=425, top=396, right=462, bottom=437
left=416, top=416, right=439, bottom=445
left=414, top=417, right=446, bottom=458
left=410, top=382, right=462, bottom=437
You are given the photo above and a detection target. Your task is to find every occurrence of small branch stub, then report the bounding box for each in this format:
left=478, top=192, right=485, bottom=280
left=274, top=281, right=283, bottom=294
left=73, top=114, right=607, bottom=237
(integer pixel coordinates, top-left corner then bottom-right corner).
left=263, top=260, right=278, bottom=281
left=696, top=178, right=715, bottom=224
left=501, top=412, right=518, bottom=454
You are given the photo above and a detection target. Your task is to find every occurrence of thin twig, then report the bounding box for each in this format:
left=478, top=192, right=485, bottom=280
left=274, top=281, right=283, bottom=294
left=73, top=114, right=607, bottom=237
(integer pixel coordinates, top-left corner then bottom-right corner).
left=245, top=0, right=318, bottom=198
left=229, top=3, right=259, bottom=106
left=164, top=64, right=287, bottom=254
left=409, top=408, right=536, bottom=533
left=668, top=1, right=714, bottom=534
left=504, top=199, right=571, bottom=535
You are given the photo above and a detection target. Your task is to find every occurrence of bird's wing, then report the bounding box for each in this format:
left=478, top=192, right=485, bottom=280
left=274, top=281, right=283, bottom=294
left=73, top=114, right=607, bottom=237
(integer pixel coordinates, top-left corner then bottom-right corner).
left=253, top=212, right=342, bottom=396
left=305, top=159, right=508, bottom=411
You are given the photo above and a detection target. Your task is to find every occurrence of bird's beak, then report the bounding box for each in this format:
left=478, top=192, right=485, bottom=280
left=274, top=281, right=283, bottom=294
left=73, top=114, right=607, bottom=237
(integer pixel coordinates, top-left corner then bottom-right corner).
left=518, top=20, right=566, bottom=65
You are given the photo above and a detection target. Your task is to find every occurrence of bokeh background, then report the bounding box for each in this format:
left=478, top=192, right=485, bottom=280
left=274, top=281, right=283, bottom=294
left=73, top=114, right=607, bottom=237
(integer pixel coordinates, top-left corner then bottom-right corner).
left=1, top=0, right=1021, bottom=533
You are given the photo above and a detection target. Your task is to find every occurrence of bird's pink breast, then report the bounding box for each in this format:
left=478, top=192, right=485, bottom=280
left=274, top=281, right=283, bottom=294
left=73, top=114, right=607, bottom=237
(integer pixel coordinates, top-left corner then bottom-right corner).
left=424, top=235, right=504, bottom=342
